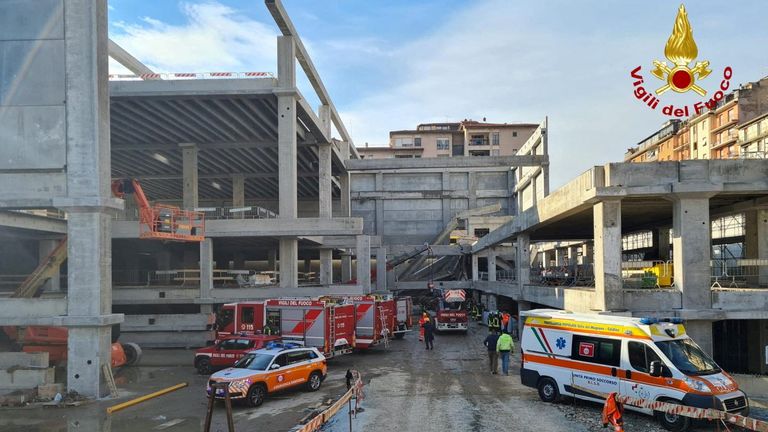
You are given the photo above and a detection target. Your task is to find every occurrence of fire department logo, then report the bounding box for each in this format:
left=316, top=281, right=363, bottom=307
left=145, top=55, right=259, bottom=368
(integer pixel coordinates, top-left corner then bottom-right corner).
left=630, top=4, right=733, bottom=118
left=277, top=375, right=285, bottom=383
left=651, top=5, right=710, bottom=96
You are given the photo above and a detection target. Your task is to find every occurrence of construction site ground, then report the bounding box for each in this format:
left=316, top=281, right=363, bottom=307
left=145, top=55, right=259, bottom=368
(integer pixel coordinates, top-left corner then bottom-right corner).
left=0, top=321, right=765, bottom=431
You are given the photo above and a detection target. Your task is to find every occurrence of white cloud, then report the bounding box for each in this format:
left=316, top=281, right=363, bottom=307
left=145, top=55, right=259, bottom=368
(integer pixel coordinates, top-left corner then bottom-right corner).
left=110, top=2, right=277, bottom=73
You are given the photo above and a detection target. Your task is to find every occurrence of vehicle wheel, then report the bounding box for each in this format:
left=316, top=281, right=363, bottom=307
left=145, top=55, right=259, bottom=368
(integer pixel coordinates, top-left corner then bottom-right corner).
left=537, top=377, right=560, bottom=403
left=394, top=332, right=404, bottom=340
left=246, top=384, right=266, bottom=407
left=122, top=342, right=142, bottom=366
left=306, top=371, right=323, bottom=392
left=655, top=401, right=692, bottom=432
left=196, top=357, right=212, bottom=375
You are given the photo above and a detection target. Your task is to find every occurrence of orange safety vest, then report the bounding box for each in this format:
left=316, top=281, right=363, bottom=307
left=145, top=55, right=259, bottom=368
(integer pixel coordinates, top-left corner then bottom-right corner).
left=601, top=392, right=624, bottom=432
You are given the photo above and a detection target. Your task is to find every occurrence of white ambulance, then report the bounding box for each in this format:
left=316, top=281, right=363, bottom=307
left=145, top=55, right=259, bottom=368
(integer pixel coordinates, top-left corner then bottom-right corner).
left=520, top=309, right=749, bottom=431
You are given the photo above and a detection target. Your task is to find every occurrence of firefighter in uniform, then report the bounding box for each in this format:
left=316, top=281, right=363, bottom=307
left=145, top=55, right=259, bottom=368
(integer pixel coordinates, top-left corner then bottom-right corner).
left=488, top=312, right=501, bottom=333
left=418, top=312, right=429, bottom=341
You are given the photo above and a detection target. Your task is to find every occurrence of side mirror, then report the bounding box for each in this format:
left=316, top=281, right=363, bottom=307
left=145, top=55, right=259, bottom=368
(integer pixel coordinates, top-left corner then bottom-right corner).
left=270, top=363, right=281, bottom=370
left=649, top=360, right=662, bottom=377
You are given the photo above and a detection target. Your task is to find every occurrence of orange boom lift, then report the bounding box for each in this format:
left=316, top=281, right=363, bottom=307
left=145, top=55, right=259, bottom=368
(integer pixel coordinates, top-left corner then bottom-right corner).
left=111, top=179, right=205, bottom=242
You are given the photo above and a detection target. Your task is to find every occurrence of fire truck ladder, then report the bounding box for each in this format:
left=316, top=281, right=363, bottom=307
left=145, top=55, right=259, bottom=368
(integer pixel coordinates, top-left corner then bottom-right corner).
left=13, top=237, right=67, bottom=298
left=378, top=306, right=390, bottom=349
left=328, top=306, right=335, bottom=354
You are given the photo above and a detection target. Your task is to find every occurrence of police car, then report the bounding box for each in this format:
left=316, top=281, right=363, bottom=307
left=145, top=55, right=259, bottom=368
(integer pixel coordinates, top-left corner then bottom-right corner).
left=207, top=342, right=328, bottom=407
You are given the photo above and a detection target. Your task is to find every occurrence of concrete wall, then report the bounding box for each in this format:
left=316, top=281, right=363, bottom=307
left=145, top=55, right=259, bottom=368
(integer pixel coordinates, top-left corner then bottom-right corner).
left=350, top=164, right=514, bottom=245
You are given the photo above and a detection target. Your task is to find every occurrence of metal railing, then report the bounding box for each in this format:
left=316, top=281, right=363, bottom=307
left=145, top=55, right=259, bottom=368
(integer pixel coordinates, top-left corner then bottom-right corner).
left=622, top=260, right=674, bottom=289
left=116, top=206, right=278, bottom=221
left=711, top=259, right=768, bottom=289
left=108, top=71, right=273, bottom=81
left=529, top=265, right=595, bottom=287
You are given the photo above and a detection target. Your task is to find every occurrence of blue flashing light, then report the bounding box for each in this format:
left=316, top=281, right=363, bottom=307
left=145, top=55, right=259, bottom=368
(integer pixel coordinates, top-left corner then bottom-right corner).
left=639, top=317, right=659, bottom=325
left=265, top=341, right=300, bottom=350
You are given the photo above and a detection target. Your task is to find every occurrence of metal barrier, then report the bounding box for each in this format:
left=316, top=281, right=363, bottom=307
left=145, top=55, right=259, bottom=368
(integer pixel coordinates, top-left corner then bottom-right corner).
left=116, top=206, right=278, bottom=221
left=529, top=265, right=595, bottom=287
left=295, top=370, right=364, bottom=432
left=622, top=260, right=674, bottom=289
left=711, top=259, right=768, bottom=288
left=496, top=270, right=517, bottom=282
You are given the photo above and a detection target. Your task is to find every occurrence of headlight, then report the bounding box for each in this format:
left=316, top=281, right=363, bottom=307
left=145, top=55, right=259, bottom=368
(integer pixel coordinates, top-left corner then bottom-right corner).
left=683, top=377, right=710, bottom=393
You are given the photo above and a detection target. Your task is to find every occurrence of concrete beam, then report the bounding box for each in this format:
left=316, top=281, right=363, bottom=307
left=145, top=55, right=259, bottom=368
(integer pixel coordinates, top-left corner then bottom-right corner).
left=109, top=78, right=276, bottom=98
left=107, top=39, right=156, bottom=77
left=345, top=155, right=546, bottom=171
left=0, top=212, right=67, bottom=234
left=313, top=236, right=382, bottom=249
left=388, top=245, right=467, bottom=256
left=0, top=299, right=67, bottom=325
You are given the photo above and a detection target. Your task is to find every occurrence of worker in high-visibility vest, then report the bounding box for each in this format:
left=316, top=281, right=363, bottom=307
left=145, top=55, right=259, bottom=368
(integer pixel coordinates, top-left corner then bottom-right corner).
left=601, top=392, right=624, bottom=432
left=488, top=312, right=500, bottom=333
left=418, top=312, right=429, bottom=341
left=501, top=311, right=510, bottom=333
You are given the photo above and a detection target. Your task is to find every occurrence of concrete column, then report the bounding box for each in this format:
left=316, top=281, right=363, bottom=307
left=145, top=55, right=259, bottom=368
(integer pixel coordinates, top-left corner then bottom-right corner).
left=180, top=143, right=199, bottom=210
left=65, top=212, right=113, bottom=398
left=267, top=250, right=277, bottom=273
left=319, top=249, right=333, bottom=285
left=356, top=235, right=371, bottom=293
left=375, top=172, right=384, bottom=236
left=200, top=239, right=213, bottom=299
left=375, top=247, right=387, bottom=292
left=319, top=145, right=332, bottom=218
left=468, top=172, right=478, bottom=209
left=339, top=172, right=351, bottom=217
left=517, top=300, right=532, bottom=337
left=672, top=195, right=712, bottom=310
left=232, top=174, right=245, bottom=218
left=517, top=234, right=531, bottom=286
left=277, top=35, right=298, bottom=289
left=488, top=252, right=497, bottom=282
left=744, top=210, right=768, bottom=286
left=441, top=171, right=452, bottom=225
left=279, top=239, right=298, bottom=288
left=593, top=199, right=623, bottom=311
left=341, top=252, right=352, bottom=283
left=582, top=242, right=594, bottom=266
left=471, top=254, right=479, bottom=281
left=55, top=0, right=118, bottom=399
left=685, top=320, right=714, bottom=356
left=304, top=258, right=312, bottom=274
left=39, top=239, right=62, bottom=292
left=567, top=246, right=578, bottom=266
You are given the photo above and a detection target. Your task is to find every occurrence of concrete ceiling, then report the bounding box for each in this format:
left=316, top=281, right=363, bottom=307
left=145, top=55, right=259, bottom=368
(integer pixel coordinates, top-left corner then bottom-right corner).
left=109, top=80, right=341, bottom=202
left=529, top=193, right=766, bottom=241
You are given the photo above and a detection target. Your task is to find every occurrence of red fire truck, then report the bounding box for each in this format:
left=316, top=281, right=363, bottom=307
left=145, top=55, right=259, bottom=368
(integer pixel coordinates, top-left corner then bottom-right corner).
left=434, top=289, right=468, bottom=333
left=214, top=301, right=265, bottom=340
left=264, top=298, right=355, bottom=357
left=393, top=296, right=413, bottom=339
left=342, top=295, right=397, bottom=349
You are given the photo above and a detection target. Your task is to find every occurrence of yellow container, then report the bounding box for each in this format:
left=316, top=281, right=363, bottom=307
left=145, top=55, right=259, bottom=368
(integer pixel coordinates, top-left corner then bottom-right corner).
left=642, top=263, right=674, bottom=287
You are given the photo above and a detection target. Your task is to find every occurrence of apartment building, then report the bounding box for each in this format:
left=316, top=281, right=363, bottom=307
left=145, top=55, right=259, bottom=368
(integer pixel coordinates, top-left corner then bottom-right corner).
left=624, top=76, right=768, bottom=162
left=357, top=145, right=423, bottom=159
left=386, top=119, right=538, bottom=158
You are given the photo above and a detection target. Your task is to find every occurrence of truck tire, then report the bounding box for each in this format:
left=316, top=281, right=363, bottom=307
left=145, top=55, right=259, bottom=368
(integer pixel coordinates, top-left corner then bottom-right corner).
left=196, top=357, right=212, bottom=375
left=655, top=400, right=692, bottom=432
left=246, top=383, right=267, bottom=407
left=537, top=377, right=560, bottom=403
left=122, top=342, right=142, bottom=366
left=306, top=371, right=323, bottom=392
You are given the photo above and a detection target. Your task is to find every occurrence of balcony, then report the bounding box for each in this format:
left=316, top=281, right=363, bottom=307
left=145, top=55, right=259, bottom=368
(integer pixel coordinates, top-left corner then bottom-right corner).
left=468, top=138, right=489, bottom=146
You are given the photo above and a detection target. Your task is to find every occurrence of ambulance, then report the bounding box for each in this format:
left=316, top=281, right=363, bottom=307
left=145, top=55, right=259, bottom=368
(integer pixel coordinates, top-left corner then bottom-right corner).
left=520, top=310, right=749, bottom=431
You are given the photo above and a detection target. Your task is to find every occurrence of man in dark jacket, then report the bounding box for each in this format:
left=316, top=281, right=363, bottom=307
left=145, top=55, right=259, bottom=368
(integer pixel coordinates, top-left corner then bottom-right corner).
left=423, top=318, right=435, bottom=350
left=483, top=330, right=500, bottom=374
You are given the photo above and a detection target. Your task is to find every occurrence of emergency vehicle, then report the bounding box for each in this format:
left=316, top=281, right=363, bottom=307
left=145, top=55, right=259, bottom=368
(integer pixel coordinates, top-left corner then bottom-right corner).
left=194, top=334, right=280, bottom=375
left=393, top=296, right=414, bottom=339
left=345, top=295, right=397, bottom=348
left=433, top=289, right=468, bottom=332
left=207, top=343, right=327, bottom=407
left=264, top=298, right=356, bottom=357
left=214, top=301, right=265, bottom=340
left=520, top=310, right=749, bottom=431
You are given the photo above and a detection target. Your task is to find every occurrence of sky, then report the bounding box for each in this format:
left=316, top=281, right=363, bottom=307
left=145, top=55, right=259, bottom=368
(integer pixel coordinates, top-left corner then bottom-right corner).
left=107, top=0, right=768, bottom=188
